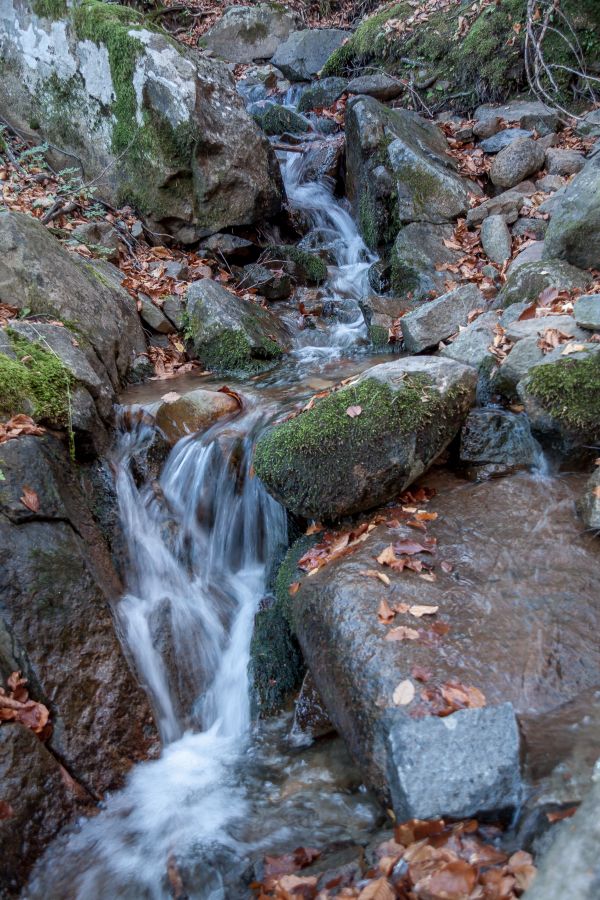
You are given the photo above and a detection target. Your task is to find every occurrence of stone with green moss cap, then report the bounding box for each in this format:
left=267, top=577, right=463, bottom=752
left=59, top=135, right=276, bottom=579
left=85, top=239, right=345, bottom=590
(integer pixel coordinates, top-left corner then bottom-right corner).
left=0, top=0, right=282, bottom=243
left=185, top=278, right=290, bottom=375
left=254, top=356, right=477, bottom=520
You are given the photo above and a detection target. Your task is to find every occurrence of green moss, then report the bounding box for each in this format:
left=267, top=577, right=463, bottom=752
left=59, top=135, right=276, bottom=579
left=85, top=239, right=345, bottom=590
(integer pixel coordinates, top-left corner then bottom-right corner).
left=0, top=332, right=74, bottom=426
left=267, top=245, right=327, bottom=285
left=197, top=329, right=282, bottom=374
left=254, top=104, right=310, bottom=136
left=32, top=0, right=67, bottom=19
left=369, top=323, right=390, bottom=347
left=526, top=353, right=600, bottom=439
left=322, top=2, right=409, bottom=75
left=250, top=600, right=304, bottom=717
left=33, top=72, right=87, bottom=150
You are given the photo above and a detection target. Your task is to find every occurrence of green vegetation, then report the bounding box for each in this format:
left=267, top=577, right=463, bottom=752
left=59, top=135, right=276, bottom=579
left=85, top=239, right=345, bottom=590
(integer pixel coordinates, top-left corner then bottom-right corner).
left=0, top=332, right=74, bottom=427
left=267, top=245, right=327, bottom=285
left=250, top=600, right=305, bottom=716
left=195, top=329, right=282, bottom=375
left=526, top=353, right=600, bottom=440
left=32, top=0, right=67, bottom=19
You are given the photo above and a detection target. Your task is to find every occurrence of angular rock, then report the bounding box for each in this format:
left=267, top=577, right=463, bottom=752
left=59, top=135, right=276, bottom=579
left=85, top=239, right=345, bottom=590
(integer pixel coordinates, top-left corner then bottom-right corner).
left=481, top=214, right=512, bottom=264
left=299, top=135, right=345, bottom=183
left=138, top=296, right=177, bottom=334
left=71, top=220, right=122, bottom=263
left=297, top=77, right=348, bottom=112
left=285, top=472, right=600, bottom=799
left=578, top=468, right=600, bottom=532
left=154, top=388, right=239, bottom=444
left=292, top=671, right=335, bottom=740
left=202, top=4, right=299, bottom=63
left=467, top=188, right=528, bottom=227
left=0, top=212, right=144, bottom=389
left=545, top=148, right=585, bottom=177
left=200, top=233, right=256, bottom=261
left=400, top=284, right=485, bottom=353
left=391, top=222, right=461, bottom=300
left=503, top=314, right=587, bottom=344
left=475, top=100, right=558, bottom=135
left=185, top=278, right=290, bottom=374
left=492, top=337, right=545, bottom=397
left=0, top=436, right=157, bottom=798
left=272, top=28, right=347, bottom=81
left=507, top=240, right=544, bottom=276
left=480, top=128, right=533, bottom=154
left=536, top=173, right=566, bottom=193
left=239, top=263, right=292, bottom=300
left=574, top=294, right=600, bottom=331
left=544, top=156, right=600, bottom=269
left=161, top=295, right=186, bottom=330
left=524, top=763, right=600, bottom=900
left=511, top=217, right=548, bottom=240
left=386, top=703, right=521, bottom=821
left=254, top=356, right=477, bottom=520
left=460, top=408, right=541, bottom=477
left=254, top=103, right=311, bottom=136
left=440, top=310, right=499, bottom=371
left=490, top=138, right=545, bottom=190
left=0, top=1, right=282, bottom=242
left=577, top=108, right=600, bottom=137
left=0, top=723, right=80, bottom=894
left=497, top=259, right=591, bottom=308
left=346, top=73, right=404, bottom=101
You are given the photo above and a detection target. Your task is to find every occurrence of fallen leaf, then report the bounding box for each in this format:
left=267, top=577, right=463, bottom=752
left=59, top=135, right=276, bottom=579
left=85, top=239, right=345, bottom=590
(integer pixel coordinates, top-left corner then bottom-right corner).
left=385, top=626, right=419, bottom=642
left=346, top=405, right=362, bottom=418
left=546, top=806, right=577, bottom=823
left=393, top=540, right=434, bottom=556
left=377, top=545, right=397, bottom=566
left=360, top=569, right=391, bottom=586
left=440, top=681, right=486, bottom=712
left=409, top=604, right=439, bottom=618
left=561, top=342, right=586, bottom=355
left=288, top=582, right=300, bottom=596
left=411, top=665, right=432, bottom=682
left=218, top=385, right=244, bottom=408
left=357, top=877, right=394, bottom=900
left=305, top=522, right=324, bottom=535
left=415, top=858, right=477, bottom=898
left=20, top=486, right=40, bottom=513
left=393, top=679, right=415, bottom=706
left=440, top=561, right=454, bottom=574
left=0, top=801, right=13, bottom=820
left=394, top=602, right=410, bottom=614
left=378, top=598, right=395, bottom=624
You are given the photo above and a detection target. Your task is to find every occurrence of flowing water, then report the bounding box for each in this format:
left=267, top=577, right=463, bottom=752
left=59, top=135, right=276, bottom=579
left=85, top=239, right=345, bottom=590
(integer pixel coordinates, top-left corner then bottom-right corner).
left=26, top=140, right=384, bottom=899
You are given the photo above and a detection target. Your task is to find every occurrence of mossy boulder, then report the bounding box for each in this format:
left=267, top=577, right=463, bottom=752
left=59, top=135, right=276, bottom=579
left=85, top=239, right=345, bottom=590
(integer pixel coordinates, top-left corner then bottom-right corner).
left=517, top=347, right=600, bottom=448
left=253, top=103, right=311, bottom=136
left=271, top=28, right=348, bottom=82
left=266, top=245, right=328, bottom=285
left=390, top=222, right=462, bottom=300
left=250, top=598, right=305, bottom=717
left=297, top=77, right=348, bottom=112
left=322, top=0, right=600, bottom=111
left=185, top=278, right=290, bottom=374
left=544, top=156, right=600, bottom=270
left=497, top=259, right=592, bottom=308
left=254, top=356, right=477, bottom=520
left=1, top=0, right=282, bottom=242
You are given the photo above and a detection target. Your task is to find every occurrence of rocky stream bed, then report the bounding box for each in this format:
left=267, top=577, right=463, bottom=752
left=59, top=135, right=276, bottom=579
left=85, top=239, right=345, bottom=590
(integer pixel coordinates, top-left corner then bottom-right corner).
left=1, top=1, right=600, bottom=898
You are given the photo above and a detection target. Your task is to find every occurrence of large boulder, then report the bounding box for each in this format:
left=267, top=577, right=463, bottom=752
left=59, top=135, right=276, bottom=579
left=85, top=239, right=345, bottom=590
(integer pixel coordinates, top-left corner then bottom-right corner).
left=0, top=1, right=282, bottom=243
left=345, top=96, right=472, bottom=250
left=283, top=472, right=600, bottom=810
left=390, top=222, right=462, bottom=300
left=497, top=258, right=592, bottom=308
left=0, top=436, right=157, bottom=799
left=271, top=28, right=348, bottom=81
left=400, top=284, right=484, bottom=353
left=254, top=356, right=477, bottom=520
left=185, top=279, right=290, bottom=374
left=544, top=156, right=600, bottom=269
left=202, top=4, right=299, bottom=63
left=490, top=137, right=545, bottom=189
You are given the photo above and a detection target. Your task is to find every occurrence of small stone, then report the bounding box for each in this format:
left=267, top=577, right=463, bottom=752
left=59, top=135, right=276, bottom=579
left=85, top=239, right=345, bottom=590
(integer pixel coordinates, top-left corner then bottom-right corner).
left=536, top=174, right=566, bottom=193
left=386, top=703, right=522, bottom=821
left=440, top=310, right=499, bottom=371
left=511, top=217, right=548, bottom=240
left=574, top=294, right=600, bottom=331
left=536, top=132, right=559, bottom=151
left=480, top=128, right=533, bottom=154
left=455, top=126, right=474, bottom=142
left=545, top=149, right=586, bottom=177
left=199, top=233, right=255, bottom=260
left=480, top=214, right=512, bottom=264
left=490, top=138, right=546, bottom=190
left=473, top=116, right=500, bottom=140
left=138, top=295, right=177, bottom=334
left=346, top=72, right=404, bottom=101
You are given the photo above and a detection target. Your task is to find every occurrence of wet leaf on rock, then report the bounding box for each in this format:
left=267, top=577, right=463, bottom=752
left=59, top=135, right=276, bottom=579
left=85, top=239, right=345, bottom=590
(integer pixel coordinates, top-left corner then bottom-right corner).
left=393, top=679, right=415, bottom=706
left=346, top=405, right=362, bottom=418
left=20, top=485, right=40, bottom=512
left=385, top=626, right=419, bottom=642
left=377, top=598, right=395, bottom=624
left=409, top=605, right=439, bottom=618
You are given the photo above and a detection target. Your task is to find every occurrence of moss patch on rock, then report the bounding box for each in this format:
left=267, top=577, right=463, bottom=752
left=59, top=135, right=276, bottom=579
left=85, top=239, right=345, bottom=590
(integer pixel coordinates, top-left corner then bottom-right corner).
left=254, top=104, right=310, bottom=136
left=525, top=353, right=600, bottom=440
left=250, top=600, right=305, bottom=717
left=267, top=245, right=327, bottom=284
left=0, top=332, right=74, bottom=426
left=32, top=0, right=67, bottom=20
left=196, top=329, right=282, bottom=375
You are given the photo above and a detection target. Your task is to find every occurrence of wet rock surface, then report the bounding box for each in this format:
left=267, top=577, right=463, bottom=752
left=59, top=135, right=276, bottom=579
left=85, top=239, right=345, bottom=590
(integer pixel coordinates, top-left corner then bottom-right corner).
left=202, top=4, right=299, bottom=63
left=155, top=388, right=240, bottom=444
left=400, top=284, right=484, bottom=353
left=272, top=29, right=348, bottom=81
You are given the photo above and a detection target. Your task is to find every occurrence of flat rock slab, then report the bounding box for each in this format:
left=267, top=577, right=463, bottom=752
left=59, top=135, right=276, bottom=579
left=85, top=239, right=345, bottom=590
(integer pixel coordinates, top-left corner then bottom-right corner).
left=401, top=284, right=484, bottom=353
left=480, top=128, right=533, bottom=154
left=287, top=472, right=600, bottom=812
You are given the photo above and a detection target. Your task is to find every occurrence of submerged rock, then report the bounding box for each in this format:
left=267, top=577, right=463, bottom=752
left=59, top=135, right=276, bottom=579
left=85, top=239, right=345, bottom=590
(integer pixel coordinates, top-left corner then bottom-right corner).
left=459, top=408, right=541, bottom=478
left=254, top=356, right=476, bottom=520
left=400, top=284, right=484, bottom=353
left=202, top=4, right=299, bottom=63
left=0, top=1, right=282, bottom=242
left=155, top=388, right=240, bottom=444
left=185, top=279, right=290, bottom=374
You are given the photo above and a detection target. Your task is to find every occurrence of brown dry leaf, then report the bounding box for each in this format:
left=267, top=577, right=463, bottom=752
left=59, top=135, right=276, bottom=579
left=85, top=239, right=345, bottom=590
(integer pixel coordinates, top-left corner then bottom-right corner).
left=412, top=665, right=432, bottom=682
left=440, top=561, right=454, bottom=574
left=378, top=598, right=396, bottom=624
left=360, top=569, right=391, bottom=586
left=377, top=545, right=397, bottom=566
left=0, top=801, right=14, bottom=820
left=546, top=805, right=577, bottom=823
left=305, top=522, right=324, bottom=535
left=394, top=602, right=410, bottom=614
left=415, top=858, right=477, bottom=899
left=409, top=605, right=439, bottom=618
left=440, top=681, right=486, bottom=711
left=346, top=405, right=362, bottom=418
left=0, top=414, right=45, bottom=444
left=20, top=485, right=40, bottom=513
left=393, top=540, right=434, bottom=556
left=508, top=850, right=537, bottom=892
left=393, top=679, right=415, bottom=706
left=385, top=626, right=419, bottom=642
left=218, top=385, right=244, bottom=409
left=357, top=877, right=394, bottom=900
left=288, top=582, right=300, bottom=597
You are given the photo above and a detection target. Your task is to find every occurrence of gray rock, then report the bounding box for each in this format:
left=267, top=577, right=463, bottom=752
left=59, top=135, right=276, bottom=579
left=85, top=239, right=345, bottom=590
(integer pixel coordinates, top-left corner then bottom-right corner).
left=440, top=310, right=499, bottom=371
left=490, top=138, right=546, bottom=190
left=254, top=103, right=311, bottom=135
left=481, top=214, right=512, bottom=264
left=162, top=295, right=186, bottom=330
left=292, top=671, right=335, bottom=740
left=536, top=174, right=566, bottom=192
left=200, top=233, right=256, bottom=260
left=239, top=263, right=292, bottom=300
left=497, top=259, right=591, bottom=308
left=0, top=211, right=144, bottom=389
left=475, top=100, right=558, bottom=135
left=492, top=337, right=545, bottom=396
left=576, top=108, right=600, bottom=137
left=202, top=4, right=299, bottom=63
left=272, top=29, right=348, bottom=81
left=473, top=115, right=500, bottom=139
left=511, top=217, right=548, bottom=240
left=138, top=296, right=177, bottom=334
left=346, top=72, right=404, bottom=101
left=537, top=188, right=566, bottom=216
left=71, top=220, right=122, bottom=263
left=254, top=356, right=477, bottom=520
left=544, top=156, right=600, bottom=269
left=504, top=314, right=586, bottom=343
left=391, top=222, right=462, bottom=300
left=467, top=189, right=527, bottom=227
left=401, top=284, right=485, bottom=353
left=299, top=134, right=345, bottom=182
left=185, top=278, right=289, bottom=373
left=480, top=128, right=533, bottom=154
left=386, top=703, right=521, bottom=821
left=0, top=4, right=282, bottom=242
left=297, top=77, right=347, bottom=111
left=574, top=294, right=600, bottom=330
left=507, top=240, right=545, bottom=276
left=578, top=469, right=600, bottom=532
left=524, top=762, right=600, bottom=900
left=545, top=148, right=586, bottom=176
left=460, top=407, right=541, bottom=475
